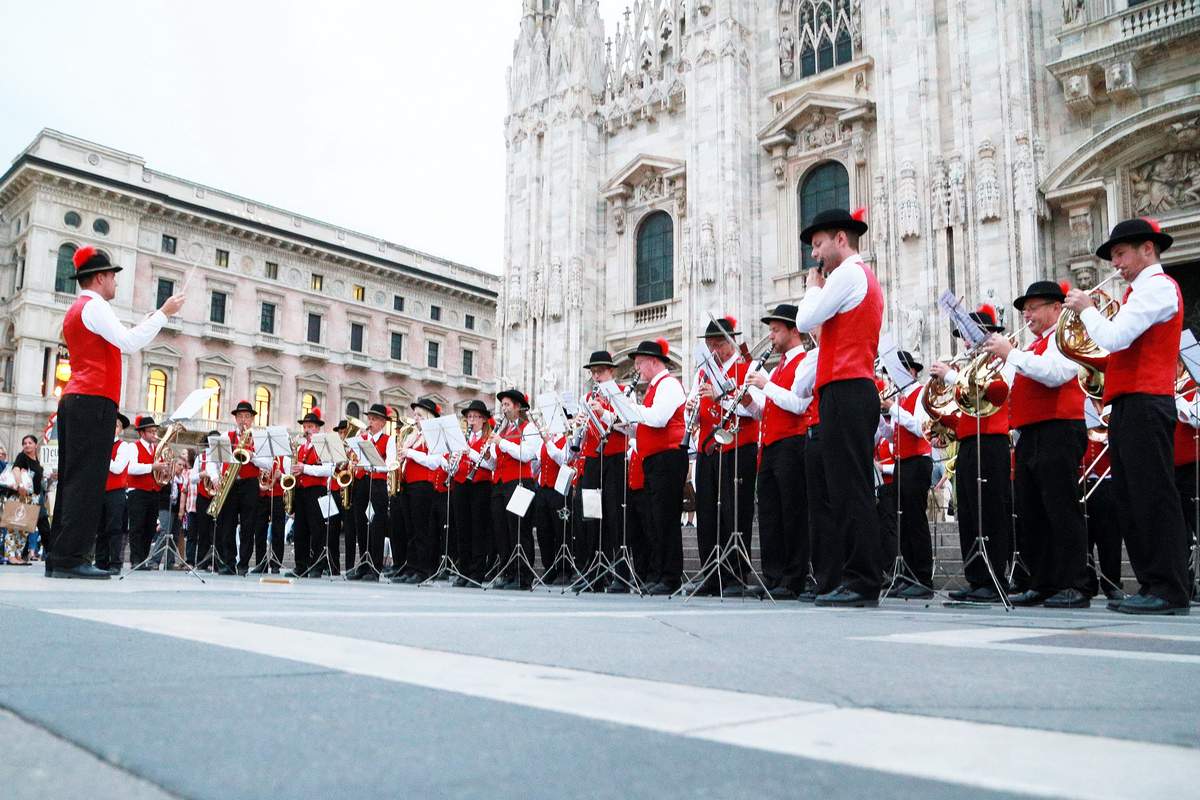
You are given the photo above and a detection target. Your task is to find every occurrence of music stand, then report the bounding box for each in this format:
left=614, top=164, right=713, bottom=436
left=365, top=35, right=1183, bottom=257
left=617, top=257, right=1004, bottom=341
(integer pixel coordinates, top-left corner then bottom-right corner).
left=303, top=432, right=345, bottom=578
left=417, top=415, right=478, bottom=588
left=192, top=434, right=238, bottom=575
left=249, top=426, right=292, bottom=575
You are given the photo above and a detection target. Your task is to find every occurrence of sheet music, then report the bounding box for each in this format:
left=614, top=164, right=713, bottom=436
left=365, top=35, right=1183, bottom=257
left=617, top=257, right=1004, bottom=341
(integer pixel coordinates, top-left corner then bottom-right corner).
left=421, top=416, right=468, bottom=456
left=878, top=331, right=918, bottom=392
left=170, top=387, right=219, bottom=423
left=597, top=380, right=645, bottom=424
left=1180, top=329, right=1200, bottom=385
left=938, top=291, right=987, bottom=347
left=693, top=345, right=736, bottom=396
left=535, top=391, right=568, bottom=435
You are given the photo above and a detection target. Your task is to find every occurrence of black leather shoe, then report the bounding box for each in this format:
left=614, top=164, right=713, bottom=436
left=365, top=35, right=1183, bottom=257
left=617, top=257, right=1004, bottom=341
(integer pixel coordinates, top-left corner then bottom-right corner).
left=947, top=587, right=973, bottom=601
left=1114, top=594, right=1190, bottom=615
left=645, top=582, right=677, bottom=596
left=1008, top=589, right=1050, bottom=607
left=357, top=571, right=379, bottom=582
left=236, top=567, right=249, bottom=576
left=217, top=565, right=236, bottom=576
left=885, top=581, right=911, bottom=599
left=897, top=583, right=935, bottom=600
left=966, top=586, right=1003, bottom=603
left=814, top=587, right=879, bottom=607
left=248, top=564, right=267, bottom=575
left=770, top=586, right=798, bottom=601
left=720, top=583, right=749, bottom=598
left=106, top=566, right=122, bottom=576
left=49, top=564, right=111, bottom=580
left=282, top=569, right=304, bottom=579
left=796, top=589, right=817, bottom=603
left=605, top=581, right=631, bottom=594
left=451, top=576, right=469, bottom=588
left=685, top=580, right=718, bottom=596
left=1104, top=588, right=1127, bottom=602
left=345, top=566, right=367, bottom=581
left=1044, top=588, right=1090, bottom=609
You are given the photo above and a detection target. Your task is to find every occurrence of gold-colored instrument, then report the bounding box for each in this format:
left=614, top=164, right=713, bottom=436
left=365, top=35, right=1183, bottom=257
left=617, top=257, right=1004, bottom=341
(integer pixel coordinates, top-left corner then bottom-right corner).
left=388, top=415, right=420, bottom=496
left=151, top=421, right=186, bottom=486
left=208, top=428, right=253, bottom=519
left=921, top=357, right=966, bottom=445
left=709, top=332, right=775, bottom=449
left=280, top=435, right=301, bottom=515
left=952, top=322, right=1031, bottom=418
left=1055, top=273, right=1122, bottom=401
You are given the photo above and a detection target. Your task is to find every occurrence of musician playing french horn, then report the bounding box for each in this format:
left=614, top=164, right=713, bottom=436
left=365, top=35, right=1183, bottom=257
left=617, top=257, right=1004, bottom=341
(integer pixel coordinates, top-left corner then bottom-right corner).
left=345, top=405, right=395, bottom=582
left=982, top=281, right=1090, bottom=608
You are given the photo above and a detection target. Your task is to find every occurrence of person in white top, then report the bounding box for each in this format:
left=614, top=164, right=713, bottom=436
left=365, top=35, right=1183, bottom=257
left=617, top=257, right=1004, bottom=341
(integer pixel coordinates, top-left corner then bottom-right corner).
left=93, top=412, right=133, bottom=574
left=456, top=400, right=496, bottom=584
left=347, top=404, right=398, bottom=581
left=485, top=390, right=540, bottom=589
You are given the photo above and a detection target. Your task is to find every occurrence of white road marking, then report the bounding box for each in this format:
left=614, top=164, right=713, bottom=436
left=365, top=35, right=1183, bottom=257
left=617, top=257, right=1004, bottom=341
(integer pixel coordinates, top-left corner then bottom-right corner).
left=48, top=608, right=1200, bottom=800
left=857, top=627, right=1200, bottom=665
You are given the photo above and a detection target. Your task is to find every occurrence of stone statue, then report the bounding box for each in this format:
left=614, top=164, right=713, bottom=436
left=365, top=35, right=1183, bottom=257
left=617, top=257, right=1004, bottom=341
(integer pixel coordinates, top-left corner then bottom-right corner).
left=778, top=26, right=796, bottom=77
left=1063, top=0, right=1085, bottom=25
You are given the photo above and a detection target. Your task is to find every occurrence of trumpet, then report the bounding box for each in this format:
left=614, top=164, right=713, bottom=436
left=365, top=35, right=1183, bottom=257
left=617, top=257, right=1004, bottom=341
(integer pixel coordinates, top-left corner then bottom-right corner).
left=1056, top=273, right=1122, bottom=401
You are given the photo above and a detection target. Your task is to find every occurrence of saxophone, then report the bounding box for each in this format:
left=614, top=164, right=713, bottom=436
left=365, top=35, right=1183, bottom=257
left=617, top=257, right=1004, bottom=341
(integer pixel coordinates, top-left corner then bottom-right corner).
left=279, top=435, right=301, bottom=516
left=207, top=428, right=253, bottom=519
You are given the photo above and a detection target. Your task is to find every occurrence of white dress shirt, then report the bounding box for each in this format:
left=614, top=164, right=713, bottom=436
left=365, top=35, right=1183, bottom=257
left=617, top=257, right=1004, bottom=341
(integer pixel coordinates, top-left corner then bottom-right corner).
left=748, top=343, right=810, bottom=417
left=793, top=255, right=869, bottom=333
left=1007, top=324, right=1081, bottom=388
left=1177, top=393, right=1200, bottom=429
left=127, top=438, right=156, bottom=476
left=189, top=453, right=220, bottom=485
left=79, top=289, right=167, bottom=353
left=639, top=371, right=686, bottom=428
left=887, top=382, right=928, bottom=438
left=1079, top=264, right=1178, bottom=353
left=109, top=438, right=134, bottom=475
left=544, top=437, right=570, bottom=467
left=494, top=421, right=539, bottom=463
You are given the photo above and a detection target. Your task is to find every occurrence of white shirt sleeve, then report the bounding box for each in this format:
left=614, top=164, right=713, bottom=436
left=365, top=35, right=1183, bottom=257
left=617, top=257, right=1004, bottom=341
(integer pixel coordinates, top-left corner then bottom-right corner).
left=640, top=375, right=686, bottom=428
left=745, top=387, right=766, bottom=420
left=545, top=439, right=569, bottom=466
left=302, top=462, right=333, bottom=477
left=877, top=462, right=895, bottom=476
left=889, top=385, right=927, bottom=437
left=80, top=294, right=168, bottom=354
left=495, top=424, right=539, bottom=463
left=189, top=459, right=201, bottom=486
left=404, top=448, right=445, bottom=470
left=1175, top=395, right=1200, bottom=428
left=1079, top=269, right=1178, bottom=353
left=110, top=441, right=132, bottom=475
left=793, top=259, right=868, bottom=332
left=1006, top=332, right=1080, bottom=388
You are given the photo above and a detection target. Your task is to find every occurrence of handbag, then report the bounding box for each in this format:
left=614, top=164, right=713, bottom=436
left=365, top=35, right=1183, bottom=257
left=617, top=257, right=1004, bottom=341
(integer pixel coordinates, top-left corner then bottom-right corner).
left=2, top=499, right=40, bottom=533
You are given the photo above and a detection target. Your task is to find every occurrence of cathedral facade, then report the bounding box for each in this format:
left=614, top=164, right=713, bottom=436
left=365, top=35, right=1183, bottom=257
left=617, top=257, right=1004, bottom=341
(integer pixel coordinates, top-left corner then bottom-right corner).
left=500, top=0, right=1200, bottom=391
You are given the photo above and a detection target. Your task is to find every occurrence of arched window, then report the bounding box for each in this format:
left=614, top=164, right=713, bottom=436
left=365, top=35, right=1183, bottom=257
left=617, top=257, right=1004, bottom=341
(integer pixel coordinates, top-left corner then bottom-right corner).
left=301, top=392, right=318, bottom=418
left=346, top=401, right=361, bottom=420
left=55, top=243, right=77, bottom=294
left=799, top=161, right=850, bottom=270
left=635, top=211, right=674, bottom=306
left=202, top=377, right=222, bottom=421
left=254, top=385, right=271, bottom=425
left=147, top=369, right=168, bottom=414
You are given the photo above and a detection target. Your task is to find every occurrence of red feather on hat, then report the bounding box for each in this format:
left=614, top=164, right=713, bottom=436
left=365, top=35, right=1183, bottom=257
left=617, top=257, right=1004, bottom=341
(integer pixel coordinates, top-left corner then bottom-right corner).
left=977, top=303, right=997, bottom=324
left=655, top=337, right=670, bottom=356
left=435, top=403, right=443, bottom=415
left=1142, top=217, right=1162, bottom=233
left=723, top=316, right=737, bottom=329
left=1059, top=280, right=1071, bottom=295
left=312, top=407, right=322, bottom=419
left=851, top=207, right=867, bottom=222
left=72, top=245, right=96, bottom=269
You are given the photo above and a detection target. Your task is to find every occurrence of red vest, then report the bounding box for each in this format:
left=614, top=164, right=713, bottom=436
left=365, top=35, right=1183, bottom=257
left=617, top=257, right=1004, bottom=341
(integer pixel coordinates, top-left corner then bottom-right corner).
left=493, top=422, right=533, bottom=484
left=403, top=441, right=437, bottom=485
left=105, top=440, right=128, bottom=492
left=454, top=430, right=492, bottom=484
left=229, top=429, right=261, bottom=479
left=875, top=437, right=895, bottom=485
left=434, top=466, right=449, bottom=493
left=1081, top=437, right=1111, bottom=479
left=761, top=350, right=808, bottom=447
left=259, top=455, right=285, bottom=497
left=62, top=294, right=123, bottom=404
left=196, top=452, right=214, bottom=499
left=951, top=401, right=1010, bottom=440
left=1105, top=274, right=1183, bottom=403
left=895, top=384, right=932, bottom=459
left=1009, top=331, right=1085, bottom=429
left=815, top=260, right=884, bottom=390
left=128, top=439, right=159, bottom=492
left=637, top=374, right=686, bottom=457
left=699, top=360, right=761, bottom=452
left=354, top=432, right=390, bottom=480
left=628, top=447, right=645, bottom=490
left=582, top=390, right=627, bottom=457
left=297, top=441, right=326, bottom=489
left=538, top=437, right=567, bottom=489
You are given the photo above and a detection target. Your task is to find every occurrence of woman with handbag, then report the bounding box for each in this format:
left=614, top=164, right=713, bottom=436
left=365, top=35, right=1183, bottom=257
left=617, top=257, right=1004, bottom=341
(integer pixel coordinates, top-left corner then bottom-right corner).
left=3, top=435, right=48, bottom=564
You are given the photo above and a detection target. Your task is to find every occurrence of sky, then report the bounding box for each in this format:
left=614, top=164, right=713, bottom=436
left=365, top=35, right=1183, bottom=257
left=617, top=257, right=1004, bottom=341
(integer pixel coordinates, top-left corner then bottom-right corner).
left=1, top=0, right=630, bottom=275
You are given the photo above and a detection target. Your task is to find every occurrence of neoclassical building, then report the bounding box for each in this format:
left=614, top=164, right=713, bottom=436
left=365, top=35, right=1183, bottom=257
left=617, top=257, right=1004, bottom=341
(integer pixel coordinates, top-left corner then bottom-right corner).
left=0, top=130, right=499, bottom=451
left=499, top=0, right=1200, bottom=390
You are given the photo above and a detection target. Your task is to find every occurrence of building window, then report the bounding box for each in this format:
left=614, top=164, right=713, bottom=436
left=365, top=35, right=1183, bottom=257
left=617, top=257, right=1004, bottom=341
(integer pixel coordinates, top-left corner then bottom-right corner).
left=265, top=261, right=278, bottom=280
left=462, top=349, right=474, bottom=377
left=430, top=305, right=442, bottom=322
left=352, top=284, right=365, bottom=302
left=307, top=312, right=322, bottom=344
left=260, top=302, right=276, bottom=334
left=64, top=211, right=81, bottom=228
left=636, top=211, right=674, bottom=305
left=210, top=291, right=227, bottom=324
left=161, top=234, right=177, bottom=254
left=254, top=385, right=271, bottom=425
left=464, top=313, right=475, bottom=331
left=156, top=278, right=174, bottom=308
left=311, top=273, right=323, bottom=291
left=92, top=218, right=110, bottom=236
left=390, top=332, right=404, bottom=361
left=301, top=392, right=318, bottom=417
left=202, top=377, right=222, bottom=421
left=147, top=368, right=168, bottom=414
left=346, top=401, right=361, bottom=419
left=350, top=322, right=364, bottom=353
left=799, top=161, right=850, bottom=270
left=55, top=243, right=78, bottom=294
left=792, top=0, right=857, bottom=80
left=427, top=341, right=440, bottom=369
left=215, top=249, right=229, bottom=268
left=393, top=295, right=404, bottom=312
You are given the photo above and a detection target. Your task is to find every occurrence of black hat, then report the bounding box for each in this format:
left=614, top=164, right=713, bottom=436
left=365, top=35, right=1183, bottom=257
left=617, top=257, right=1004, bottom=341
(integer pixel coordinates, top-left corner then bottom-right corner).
left=1096, top=217, right=1173, bottom=262
left=700, top=316, right=740, bottom=339
left=627, top=338, right=672, bottom=364
left=134, top=414, right=158, bottom=430
left=365, top=403, right=390, bottom=419
left=495, top=389, right=529, bottom=409
left=896, top=351, right=923, bottom=374
left=298, top=407, right=325, bottom=426
left=231, top=400, right=257, bottom=417
left=67, top=245, right=123, bottom=281
left=411, top=397, right=442, bottom=416
left=332, top=419, right=349, bottom=433
left=761, top=304, right=798, bottom=327
left=799, top=207, right=868, bottom=246
left=952, top=303, right=1004, bottom=337
left=116, top=412, right=130, bottom=430
left=461, top=399, right=490, bottom=417
left=1013, top=280, right=1068, bottom=311
left=584, top=350, right=617, bottom=369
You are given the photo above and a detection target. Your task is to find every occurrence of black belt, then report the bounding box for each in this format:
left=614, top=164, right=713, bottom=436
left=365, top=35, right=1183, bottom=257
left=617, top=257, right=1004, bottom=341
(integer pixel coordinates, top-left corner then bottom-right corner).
left=806, top=424, right=821, bottom=440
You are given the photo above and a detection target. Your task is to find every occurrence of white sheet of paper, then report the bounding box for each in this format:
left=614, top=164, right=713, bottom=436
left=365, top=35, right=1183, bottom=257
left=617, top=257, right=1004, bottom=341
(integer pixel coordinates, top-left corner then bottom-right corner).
left=1083, top=398, right=1104, bottom=429
left=554, top=465, right=575, bottom=496
left=535, top=391, right=568, bottom=435
left=422, top=415, right=468, bottom=456
left=1181, top=329, right=1200, bottom=384
left=598, top=380, right=644, bottom=424
left=170, top=387, right=219, bottom=423
left=311, top=433, right=348, bottom=466
left=938, top=291, right=987, bottom=347
left=878, top=331, right=918, bottom=392
left=581, top=488, right=603, bottom=519
left=318, top=494, right=339, bottom=519
left=348, top=437, right=385, bottom=468
left=255, top=426, right=292, bottom=458
left=506, top=485, right=535, bottom=518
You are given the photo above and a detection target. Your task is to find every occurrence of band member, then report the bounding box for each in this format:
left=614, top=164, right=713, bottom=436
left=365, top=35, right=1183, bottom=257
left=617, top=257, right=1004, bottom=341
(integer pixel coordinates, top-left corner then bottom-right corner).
left=394, top=398, right=444, bottom=584
left=531, top=419, right=571, bottom=585
left=346, top=404, right=395, bottom=580
left=218, top=401, right=273, bottom=574
left=331, top=419, right=358, bottom=571
left=48, top=245, right=183, bottom=579
left=874, top=417, right=897, bottom=580
left=456, top=400, right=495, bottom=584
left=628, top=339, right=687, bottom=595
left=579, top=351, right=629, bottom=572
left=1081, top=411, right=1123, bottom=600
left=486, top=390, right=539, bottom=589
left=125, top=416, right=163, bottom=570
left=624, top=438, right=652, bottom=582
left=1065, top=217, right=1190, bottom=614
left=688, top=317, right=760, bottom=596
left=878, top=351, right=935, bottom=599
left=984, top=281, right=1090, bottom=607
left=746, top=307, right=811, bottom=599
left=190, top=432, right=220, bottom=571
left=930, top=305, right=1012, bottom=603
left=94, top=412, right=131, bottom=574
left=287, top=409, right=331, bottom=579
left=249, top=444, right=288, bottom=574
left=1175, top=379, right=1200, bottom=598
left=794, top=207, right=884, bottom=607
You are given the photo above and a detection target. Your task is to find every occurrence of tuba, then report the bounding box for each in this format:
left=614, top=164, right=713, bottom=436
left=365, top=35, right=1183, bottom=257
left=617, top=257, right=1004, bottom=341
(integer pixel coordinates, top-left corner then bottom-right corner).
left=208, top=428, right=253, bottom=519
left=1055, top=274, right=1122, bottom=400
left=389, top=416, right=420, bottom=496
left=152, top=421, right=186, bottom=486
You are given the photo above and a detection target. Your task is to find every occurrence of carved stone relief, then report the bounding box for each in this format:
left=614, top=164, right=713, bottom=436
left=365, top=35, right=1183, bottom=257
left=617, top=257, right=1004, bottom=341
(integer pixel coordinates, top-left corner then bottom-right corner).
left=976, top=139, right=1002, bottom=223
left=547, top=258, right=564, bottom=319
left=723, top=214, right=741, bottom=278
left=898, top=161, right=921, bottom=241
left=567, top=257, right=583, bottom=310
left=872, top=173, right=889, bottom=245
left=699, top=215, right=717, bottom=284
left=947, top=155, right=966, bottom=227
left=1131, top=151, right=1200, bottom=214
left=929, top=156, right=949, bottom=231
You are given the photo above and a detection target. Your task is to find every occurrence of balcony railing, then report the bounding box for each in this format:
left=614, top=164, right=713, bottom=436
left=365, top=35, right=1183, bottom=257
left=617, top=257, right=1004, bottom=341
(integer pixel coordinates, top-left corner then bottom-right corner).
left=346, top=351, right=371, bottom=368
left=633, top=303, right=669, bottom=326
left=202, top=322, right=234, bottom=341
left=302, top=342, right=327, bottom=360
left=254, top=333, right=283, bottom=351
left=1121, top=0, right=1198, bottom=37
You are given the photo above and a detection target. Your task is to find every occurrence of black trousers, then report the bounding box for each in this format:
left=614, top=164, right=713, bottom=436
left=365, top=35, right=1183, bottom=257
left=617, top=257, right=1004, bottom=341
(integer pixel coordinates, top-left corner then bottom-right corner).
left=1014, top=420, right=1088, bottom=594
left=490, top=479, right=537, bottom=583
left=217, top=478, right=258, bottom=569
left=956, top=434, right=1012, bottom=591
left=642, top=447, right=687, bottom=588
left=404, top=481, right=438, bottom=576
left=625, top=488, right=652, bottom=580
left=351, top=478, right=389, bottom=569
left=697, top=443, right=759, bottom=584
left=877, top=481, right=897, bottom=569
left=579, top=453, right=626, bottom=557
left=192, top=496, right=215, bottom=566
left=250, top=494, right=286, bottom=569
left=532, top=485, right=566, bottom=572
left=894, top=456, right=934, bottom=586
left=93, top=488, right=127, bottom=570
left=432, top=488, right=449, bottom=564
left=126, top=489, right=160, bottom=566
left=806, top=430, right=839, bottom=594
left=1109, top=394, right=1190, bottom=605
left=388, top=493, right=406, bottom=571
left=456, top=480, right=492, bottom=580
left=757, top=436, right=808, bottom=591
left=291, top=485, right=326, bottom=574
left=1083, top=478, right=1123, bottom=596
left=813, top=379, right=883, bottom=596
left=48, top=393, right=117, bottom=570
